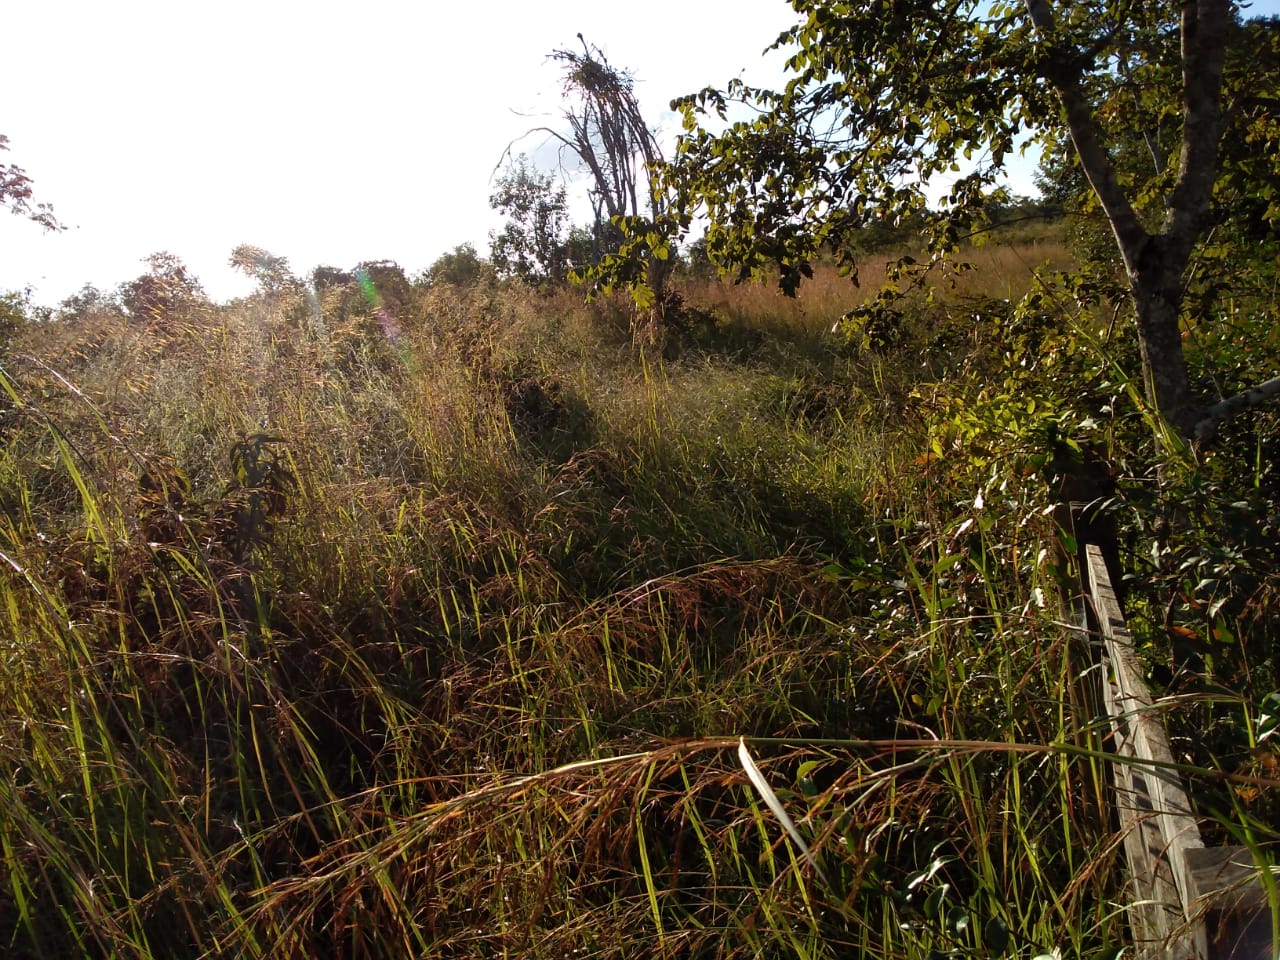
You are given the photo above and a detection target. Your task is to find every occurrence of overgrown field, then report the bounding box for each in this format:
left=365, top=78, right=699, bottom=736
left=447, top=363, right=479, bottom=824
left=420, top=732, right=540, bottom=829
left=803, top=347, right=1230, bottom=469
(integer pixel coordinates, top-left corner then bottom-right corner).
left=1, top=238, right=1278, bottom=958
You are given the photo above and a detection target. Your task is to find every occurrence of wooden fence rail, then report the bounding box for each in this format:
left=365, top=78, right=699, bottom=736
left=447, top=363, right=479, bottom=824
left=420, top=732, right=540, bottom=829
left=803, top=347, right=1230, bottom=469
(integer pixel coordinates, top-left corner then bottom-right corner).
left=1082, top=543, right=1274, bottom=959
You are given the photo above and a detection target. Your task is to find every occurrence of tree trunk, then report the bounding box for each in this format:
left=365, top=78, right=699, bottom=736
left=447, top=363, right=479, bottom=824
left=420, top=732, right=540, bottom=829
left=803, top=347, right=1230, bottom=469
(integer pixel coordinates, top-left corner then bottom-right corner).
left=633, top=254, right=676, bottom=348
left=1028, top=0, right=1232, bottom=444
left=1129, top=240, right=1202, bottom=438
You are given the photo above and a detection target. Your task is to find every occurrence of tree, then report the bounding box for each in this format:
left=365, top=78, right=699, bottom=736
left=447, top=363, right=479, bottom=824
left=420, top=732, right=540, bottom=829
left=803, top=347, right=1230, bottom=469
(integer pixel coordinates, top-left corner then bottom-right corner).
left=0, top=134, right=62, bottom=232
left=489, top=157, right=571, bottom=285
left=354, top=260, right=412, bottom=322
left=120, top=252, right=207, bottom=327
left=312, top=265, right=355, bottom=291
left=307, top=261, right=411, bottom=341
left=678, top=233, right=717, bottom=282
left=229, top=244, right=302, bottom=295
left=670, top=0, right=1279, bottom=444
left=512, top=38, right=676, bottom=332
left=56, top=284, right=124, bottom=324
left=1037, top=15, right=1280, bottom=309
left=565, top=224, right=597, bottom=270
left=423, top=243, right=494, bottom=288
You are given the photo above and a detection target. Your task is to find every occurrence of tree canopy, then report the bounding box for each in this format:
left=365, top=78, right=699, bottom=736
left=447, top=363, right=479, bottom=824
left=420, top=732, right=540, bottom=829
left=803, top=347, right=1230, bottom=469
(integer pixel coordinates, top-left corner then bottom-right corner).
left=507, top=39, right=676, bottom=330
left=229, top=244, right=301, bottom=295
left=667, top=0, right=1279, bottom=443
left=120, top=252, right=206, bottom=327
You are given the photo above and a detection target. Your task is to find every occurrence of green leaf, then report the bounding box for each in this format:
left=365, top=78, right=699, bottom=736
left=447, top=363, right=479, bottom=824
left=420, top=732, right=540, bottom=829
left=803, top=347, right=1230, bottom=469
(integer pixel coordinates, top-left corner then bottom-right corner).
left=922, top=884, right=948, bottom=921
left=983, top=916, right=1012, bottom=955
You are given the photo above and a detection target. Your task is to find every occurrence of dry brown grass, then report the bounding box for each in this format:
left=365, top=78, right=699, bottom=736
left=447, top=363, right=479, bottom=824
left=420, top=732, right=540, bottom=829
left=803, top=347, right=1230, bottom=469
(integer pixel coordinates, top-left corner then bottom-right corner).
left=679, top=239, right=1075, bottom=336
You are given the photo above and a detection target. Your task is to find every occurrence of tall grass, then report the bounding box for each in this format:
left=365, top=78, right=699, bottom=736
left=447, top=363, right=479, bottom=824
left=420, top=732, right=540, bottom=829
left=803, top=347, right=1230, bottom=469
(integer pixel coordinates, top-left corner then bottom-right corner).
left=0, top=243, right=1275, bottom=958
left=680, top=239, right=1075, bottom=334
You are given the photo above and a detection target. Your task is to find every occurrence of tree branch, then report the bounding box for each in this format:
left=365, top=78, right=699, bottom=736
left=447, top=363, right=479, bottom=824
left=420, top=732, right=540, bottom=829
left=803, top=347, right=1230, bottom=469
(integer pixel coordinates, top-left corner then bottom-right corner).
left=1023, top=0, right=1149, bottom=266
left=0, top=134, right=63, bottom=232
left=1192, top=373, right=1280, bottom=442
left=1163, top=0, right=1231, bottom=264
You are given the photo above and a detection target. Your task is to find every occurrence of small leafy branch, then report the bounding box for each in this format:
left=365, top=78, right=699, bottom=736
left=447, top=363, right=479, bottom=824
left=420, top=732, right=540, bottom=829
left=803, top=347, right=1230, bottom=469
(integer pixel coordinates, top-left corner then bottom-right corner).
left=0, top=133, right=62, bottom=231
left=219, top=433, right=294, bottom=566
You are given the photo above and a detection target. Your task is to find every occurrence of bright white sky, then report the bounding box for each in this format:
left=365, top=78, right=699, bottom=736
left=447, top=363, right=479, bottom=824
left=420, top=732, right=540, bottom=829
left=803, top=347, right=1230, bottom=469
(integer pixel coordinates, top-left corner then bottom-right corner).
left=4, top=0, right=1278, bottom=306
left=1, top=0, right=801, bottom=305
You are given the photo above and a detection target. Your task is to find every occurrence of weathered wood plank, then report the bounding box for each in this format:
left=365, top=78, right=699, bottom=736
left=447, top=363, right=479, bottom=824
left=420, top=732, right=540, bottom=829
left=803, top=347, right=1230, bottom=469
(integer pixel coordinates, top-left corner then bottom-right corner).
left=1086, top=545, right=1274, bottom=959
left=1088, top=544, right=1207, bottom=959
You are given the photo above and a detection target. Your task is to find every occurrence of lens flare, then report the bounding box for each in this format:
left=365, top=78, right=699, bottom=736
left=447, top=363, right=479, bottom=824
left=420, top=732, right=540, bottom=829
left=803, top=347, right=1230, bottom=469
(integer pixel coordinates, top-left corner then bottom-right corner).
left=354, top=266, right=401, bottom=342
